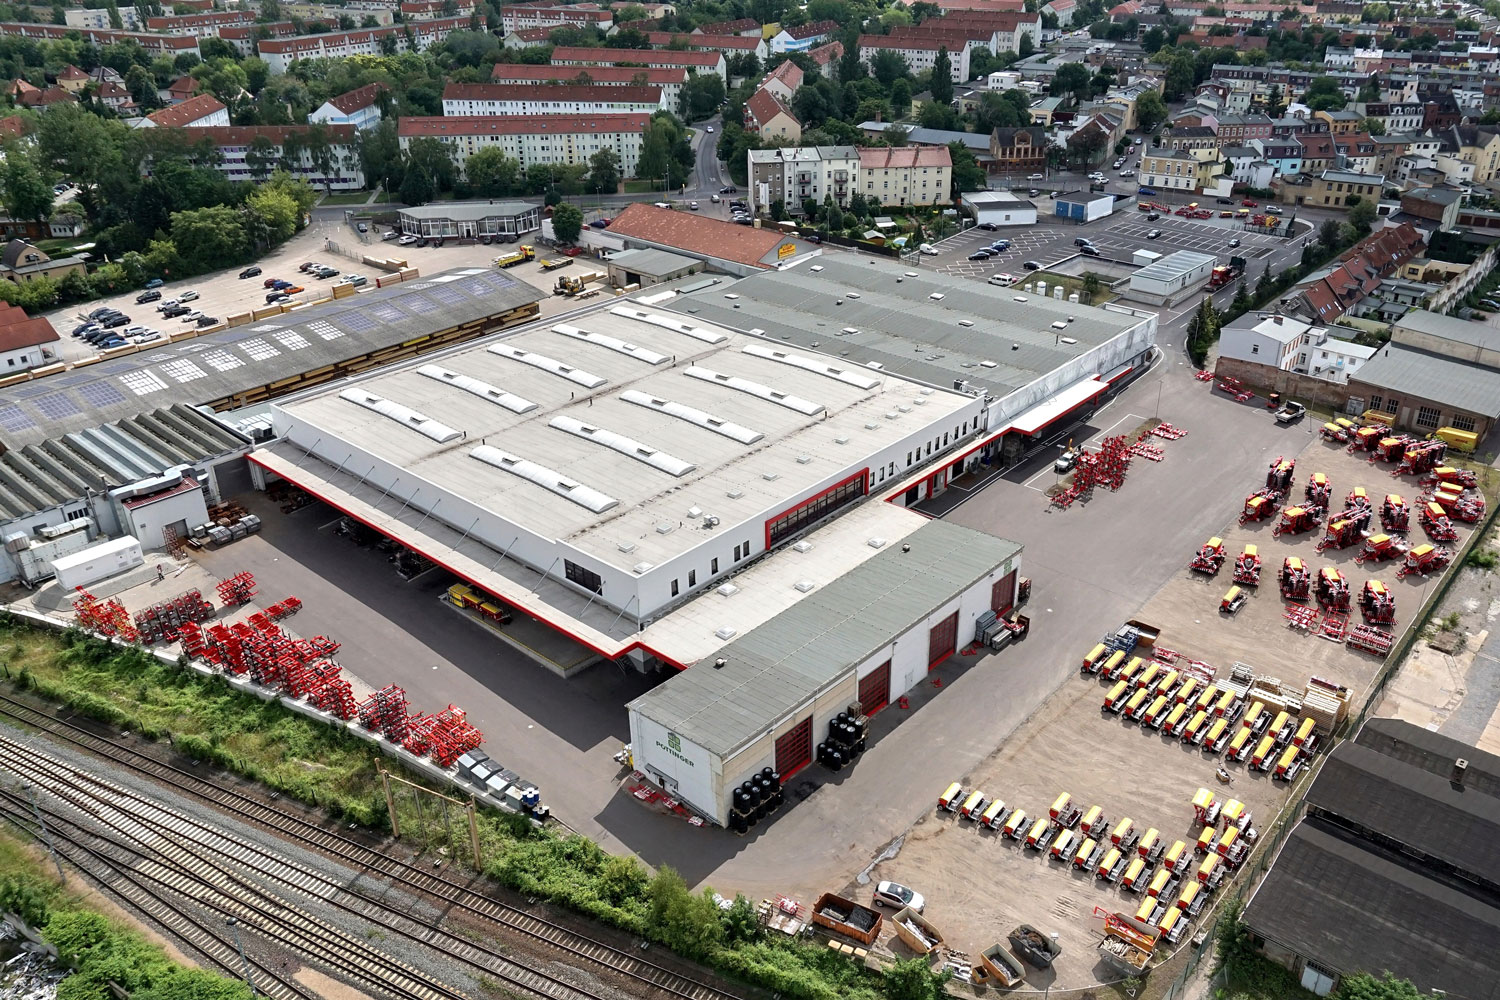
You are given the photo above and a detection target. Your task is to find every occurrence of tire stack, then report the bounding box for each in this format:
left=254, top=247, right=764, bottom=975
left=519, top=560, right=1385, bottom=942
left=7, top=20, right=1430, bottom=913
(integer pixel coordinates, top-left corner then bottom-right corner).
left=817, top=712, right=867, bottom=770
left=729, top=767, right=782, bottom=834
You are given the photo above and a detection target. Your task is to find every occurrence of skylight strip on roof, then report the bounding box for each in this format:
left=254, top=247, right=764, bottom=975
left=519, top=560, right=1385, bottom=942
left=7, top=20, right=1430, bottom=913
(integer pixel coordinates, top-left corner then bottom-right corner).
left=485, top=344, right=607, bottom=388
left=551, top=324, right=668, bottom=365
left=610, top=306, right=729, bottom=344
left=549, top=415, right=695, bottom=477
left=469, top=445, right=619, bottom=513
left=741, top=344, right=882, bottom=391
left=683, top=366, right=825, bottom=416
left=619, top=390, right=763, bottom=445
left=339, top=388, right=461, bottom=444
left=417, top=364, right=537, bottom=414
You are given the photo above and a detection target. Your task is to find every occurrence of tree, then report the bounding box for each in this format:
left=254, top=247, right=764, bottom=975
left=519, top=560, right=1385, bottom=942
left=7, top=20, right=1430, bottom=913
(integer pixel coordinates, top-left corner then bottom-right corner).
left=1134, top=90, right=1168, bottom=131
left=1349, top=199, right=1377, bottom=234
left=1052, top=62, right=1092, bottom=100
left=1319, top=217, right=1342, bottom=250
left=1185, top=295, right=1220, bottom=365
left=645, top=868, right=724, bottom=961
left=890, top=78, right=912, bottom=118
left=1360, top=117, right=1386, bottom=136
left=948, top=141, right=986, bottom=196
left=884, top=123, right=911, bottom=145
left=1066, top=126, right=1109, bottom=167
left=1018, top=33, right=1035, bottom=57
left=1232, top=278, right=1251, bottom=312
left=1304, top=75, right=1346, bottom=112
left=1081, top=271, right=1102, bottom=300
left=403, top=135, right=456, bottom=196
left=883, top=957, right=953, bottom=1000
left=679, top=73, right=725, bottom=121
left=1266, top=84, right=1285, bottom=118
left=635, top=117, right=672, bottom=182
left=465, top=147, right=521, bottom=197
left=245, top=134, right=277, bottom=182
left=871, top=49, right=911, bottom=88
left=244, top=186, right=298, bottom=248
left=551, top=202, right=582, bottom=242
left=1333, top=974, right=1424, bottom=1000
left=587, top=147, right=620, bottom=194
left=2, top=153, right=54, bottom=224
left=929, top=48, right=954, bottom=106
left=170, top=205, right=247, bottom=269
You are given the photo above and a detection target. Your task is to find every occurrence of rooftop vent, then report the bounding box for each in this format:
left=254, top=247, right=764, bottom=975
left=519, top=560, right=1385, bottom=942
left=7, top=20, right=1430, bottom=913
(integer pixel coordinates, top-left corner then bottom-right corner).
left=1051, top=321, right=1068, bottom=331
left=841, top=327, right=859, bottom=335
left=920, top=388, right=933, bottom=395
left=809, top=265, right=824, bottom=272
left=845, top=291, right=861, bottom=299
left=726, top=488, right=745, bottom=499
left=724, top=293, right=739, bottom=299
left=687, top=506, right=703, bottom=517
left=717, top=583, right=739, bottom=597
left=617, top=542, right=637, bottom=553
left=792, top=540, right=812, bottom=553
left=714, top=627, right=738, bottom=640
left=1060, top=336, right=1078, bottom=345
left=835, top=435, right=849, bottom=444
left=796, top=454, right=812, bottom=464
left=655, top=522, right=675, bottom=534
left=980, top=360, right=998, bottom=368
left=339, top=389, right=461, bottom=444
left=1013, top=295, right=1029, bottom=303
left=632, top=561, right=654, bottom=574
left=929, top=292, right=944, bottom=300
left=897, top=404, right=912, bottom=413
left=868, top=537, right=887, bottom=549
left=793, top=580, right=815, bottom=593
left=864, top=421, right=878, bottom=430
left=959, top=320, right=974, bottom=327
left=905, top=271, right=918, bottom=277
left=762, top=472, right=779, bottom=481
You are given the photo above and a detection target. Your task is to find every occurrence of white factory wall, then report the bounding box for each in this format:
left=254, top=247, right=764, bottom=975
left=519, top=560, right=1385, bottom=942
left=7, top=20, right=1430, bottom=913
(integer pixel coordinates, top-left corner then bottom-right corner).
left=985, top=312, right=1157, bottom=429
left=272, top=391, right=985, bottom=620
left=631, top=552, right=1020, bottom=824
left=120, top=486, right=209, bottom=553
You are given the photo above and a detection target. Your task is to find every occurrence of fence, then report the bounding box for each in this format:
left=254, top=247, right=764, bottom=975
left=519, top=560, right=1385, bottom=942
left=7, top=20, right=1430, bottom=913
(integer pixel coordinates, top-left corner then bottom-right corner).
left=796, top=229, right=902, bottom=257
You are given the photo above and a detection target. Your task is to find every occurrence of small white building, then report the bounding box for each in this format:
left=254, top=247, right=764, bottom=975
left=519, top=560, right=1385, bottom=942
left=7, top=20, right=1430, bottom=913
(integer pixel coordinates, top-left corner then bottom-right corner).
left=308, top=82, right=387, bottom=131
left=0, top=303, right=58, bottom=372
left=962, top=190, right=1038, bottom=227
left=1054, top=190, right=1114, bottom=223
left=1126, top=250, right=1217, bottom=305
left=1219, top=313, right=1376, bottom=384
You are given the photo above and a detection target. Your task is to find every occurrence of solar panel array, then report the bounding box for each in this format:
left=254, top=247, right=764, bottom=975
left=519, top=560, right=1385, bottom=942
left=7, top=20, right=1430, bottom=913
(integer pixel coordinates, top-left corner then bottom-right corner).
left=0, top=267, right=543, bottom=446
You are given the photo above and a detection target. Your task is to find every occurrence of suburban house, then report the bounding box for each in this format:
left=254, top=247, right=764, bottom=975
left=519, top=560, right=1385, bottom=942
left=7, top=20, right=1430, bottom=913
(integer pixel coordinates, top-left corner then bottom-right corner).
left=308, top=81, right=388, bottom=130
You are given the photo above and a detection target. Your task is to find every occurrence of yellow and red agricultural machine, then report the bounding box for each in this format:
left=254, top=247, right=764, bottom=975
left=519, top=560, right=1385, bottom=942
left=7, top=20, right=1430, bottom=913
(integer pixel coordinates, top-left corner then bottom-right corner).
left=1239, top=488, right=1282, bottom=524
left=1380, top=493, right=1409, bottom=532
left=1354, top=533, right=1405, bottom=566
left=1273, top=505, right=1321, bottom=538
left=1191, top=537, right=1227, bottom=575
left=1233, top=545, right=1262, bottom=586
left=1304, top=473, right=1331, bottom=510
left=1279, top=557, right=1310, bottom=601
left=1267, top=457, right=1296, bottom=493
left=1395, top=544, right=1453, bottom=580
left=1359, top=580, right=1396, bottom=624
left=1315, top=568, right=1350, bottom=611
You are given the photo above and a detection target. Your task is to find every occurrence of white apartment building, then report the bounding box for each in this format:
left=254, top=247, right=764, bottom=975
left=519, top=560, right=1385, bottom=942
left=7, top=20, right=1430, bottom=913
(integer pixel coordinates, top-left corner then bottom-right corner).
left=170, top=125, right=365, bottom=190
left=441, top=83, right=665, bottom=116
left=857, top=35, right=973, bottom=82
left=256, top=17, right=471, bottom=73
left=490, top=63, right=686, bottom=107
left=398, top=114, right=647, bottom=177
left=747, top=146, right=860, bottom=215
left=66, top=6, right=141, bottom=29
left=1218, top=313, right=1375, bottom=384
left=499, top=2, right=613, bottom=32
left=550, top=46, right=726, bottom=83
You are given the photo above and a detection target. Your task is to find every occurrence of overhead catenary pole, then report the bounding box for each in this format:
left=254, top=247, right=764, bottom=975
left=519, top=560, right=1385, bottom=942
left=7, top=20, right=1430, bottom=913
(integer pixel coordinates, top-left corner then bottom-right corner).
left=226, top=917, right=258, bottom=996
left=24, top=784, right=64, bottom=883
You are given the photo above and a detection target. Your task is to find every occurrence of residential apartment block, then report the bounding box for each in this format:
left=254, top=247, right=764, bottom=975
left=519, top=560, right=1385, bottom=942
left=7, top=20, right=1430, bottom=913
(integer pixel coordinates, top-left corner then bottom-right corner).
left=645, top=31, right=767, bottom=60
left=137, top=94, right=229, bottom=129
left=144, top=10, right=256, bottom=37
left=441, top=83, right=665, bottom=116
left=768, top=19, right=839, bottom=53
left=744, top=88, right=800, bottom=142
left=549, top=46, right=726, bottom=82
left=499, top=1, right=612, bottom=32
left=163, top=125, right=364, bottom=190
left=747, top=146, right=859, bottom=215
left=256, top=17, right=474, bottom=74
left=397, top=114, right=647, bottom=177
left=490, top=63, right=687, bottom=107
left=403, top=0, right=477, bottom=19
left=859, top=145, right=953, bottom=207
left=0, top=21, right=199, bottom=58
left=65, top=6, right=141, bottom=29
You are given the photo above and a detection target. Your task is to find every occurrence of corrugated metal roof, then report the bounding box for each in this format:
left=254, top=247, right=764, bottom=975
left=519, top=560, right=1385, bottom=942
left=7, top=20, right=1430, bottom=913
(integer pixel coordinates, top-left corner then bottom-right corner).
left=1132, top=250, right=1217, bottom=283
left=0, top=268, right=542, bottom=448
left=0, top=403, right=248, bottom=520
left=1394, top=308, right=1500, bottom=351
left=1351, top=343, right=1500, bottom=418
left=628, top=518, right=1021, bottom=758
left=606, top=248, right=701, bottom=276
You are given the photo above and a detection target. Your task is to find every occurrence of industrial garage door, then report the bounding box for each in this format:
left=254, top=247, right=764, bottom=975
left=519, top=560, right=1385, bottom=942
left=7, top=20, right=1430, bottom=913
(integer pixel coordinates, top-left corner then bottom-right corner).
left=775, top=717, right=813, bottom=779
left=991, top=570, right=1017, bottom=617
left=859, top=661, right=891, bottom=715
left=928, top=611, right=959, bottom=670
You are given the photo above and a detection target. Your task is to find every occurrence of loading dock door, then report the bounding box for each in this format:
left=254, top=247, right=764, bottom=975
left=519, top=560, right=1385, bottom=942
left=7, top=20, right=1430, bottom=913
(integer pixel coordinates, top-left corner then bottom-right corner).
left=859, top=660, right=891, bottom=715
left=775, top=717, right=813, bottom=779
left=992, top=570, right=1017, bottom=617
left=928, top=611, right=959, bottom=670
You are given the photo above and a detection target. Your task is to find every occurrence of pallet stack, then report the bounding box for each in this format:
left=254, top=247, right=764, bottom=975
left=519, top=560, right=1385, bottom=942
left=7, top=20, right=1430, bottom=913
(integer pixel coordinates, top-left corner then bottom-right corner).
left=134, top=589, right=216, bottom=644
left=216, top=572, right=257, bottom=607
left=74, top=589, right=140, bottom=643
left=357, top=684, right=410, bottom=742
left=404, top=704, right=484, bottom=767
left=309, top=662, right=357, bottom=720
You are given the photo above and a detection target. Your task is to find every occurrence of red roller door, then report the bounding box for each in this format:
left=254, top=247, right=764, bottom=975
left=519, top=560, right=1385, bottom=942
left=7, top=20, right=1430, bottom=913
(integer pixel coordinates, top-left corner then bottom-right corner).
left=858, top=660, right=891, bottom=715
left=928, top=611, right=959, bottom=670
left=991, top=570, right=1017, bottom=617
left=774, top=717, right=813, bottom=779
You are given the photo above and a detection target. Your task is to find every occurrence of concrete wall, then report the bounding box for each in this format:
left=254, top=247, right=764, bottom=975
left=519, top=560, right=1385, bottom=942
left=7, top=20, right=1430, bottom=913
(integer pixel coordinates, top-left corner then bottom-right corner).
left=1422, top=241, right=1500, bottom=318
left=1213, top=355, right=1356, bottom=411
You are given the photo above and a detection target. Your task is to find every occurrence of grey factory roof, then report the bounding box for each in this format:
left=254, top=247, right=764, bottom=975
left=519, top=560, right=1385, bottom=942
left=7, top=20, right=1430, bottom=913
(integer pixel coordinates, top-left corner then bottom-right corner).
left=1304, top=723, right=1500, bottom=888
left=1132, top=250, right=1217, bottom=284
left=397, top=201, right=540, bottom=221
left=1241, top=817, right=1500, bottom=1000
left=628, top=518, right=1021, bottom=758
left=0, top=403, right=248, bottom=521
left=1395, top=308, right=1500, bottom=352
left=607, top=248, right=701, bottom=277
left=1350, top=343, right=1500, bottom=418
left=660, top=256, right=1149, bottom=400
left=0, top=268, right=543, bottom=448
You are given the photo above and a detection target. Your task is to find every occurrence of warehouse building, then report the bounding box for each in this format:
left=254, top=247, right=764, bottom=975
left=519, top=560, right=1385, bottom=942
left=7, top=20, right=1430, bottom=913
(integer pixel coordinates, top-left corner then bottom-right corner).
left=395, top=201, right=541, bottom=240
left=605, top=248, right=703, bottom=287
left=251, top=297, right=988, bottom=669
left=661, top=256, right=1157, bottom=478
left=1241, top=719, right=1500, bottom=998
left=1125, top=250, right=1218, bottom=305
left=628, top=517, right=1022, bottom=825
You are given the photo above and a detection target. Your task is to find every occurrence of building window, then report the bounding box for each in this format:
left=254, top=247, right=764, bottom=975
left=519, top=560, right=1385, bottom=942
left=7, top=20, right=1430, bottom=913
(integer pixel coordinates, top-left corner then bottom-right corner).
left=1451, top=413, right=1476, bottom=432
left=1383, top=397, right=1399, bottom=415
left=563, top=560, right=602, bottom=594
left=1368, top=394, right=1382, bottom=411
left=733, top=543, right=741, bottom=561
left=670, top=578, right=679, bottom=597
left=711, top=557, right=719, bottom=574
left=1415, top=405, right=1441, bottom=429
left=766, top=473, right=867, bottom=547
left=1251, top=344, right=1259, bottom=354
left=687, top=570, right=696, bottom=587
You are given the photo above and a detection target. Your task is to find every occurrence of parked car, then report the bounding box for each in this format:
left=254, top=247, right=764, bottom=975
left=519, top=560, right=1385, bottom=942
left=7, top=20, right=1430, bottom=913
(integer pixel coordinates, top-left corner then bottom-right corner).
left=340, top=274, right=368, bottom=287
left=239, top=266, right=262, bottom=279
left=1055, top=449, right=1078, bottom=473
left=590, top=218, right=611, bottom=228
left=1241, top=199, right=1258, bottom=207
left=71, top=323, right=98, bottom=338
left=284, top=285, right=304, bottom=294
left=86, top=307, right=117, bottom=320
left=95, top=336, right=126, bottom=350
left=872, top=882, right=925, bottom=913
left=298, top=261, right=317, bottom=272
left=266, top=293, right=291, bottom=305
left=180, top=311, right=203, bottom=323
left=968, top=249, right=994, bottom=260
left=1028, top=188, right=1040, bottom=197
left=382, top=231, right=400, bottom=241
left=356, top=222, right=368, bottom=233
left=1218, top=198, right=1234, bottom=205
left=1027, top=173, right=1044, bottom=180
left=1266, top=205, right=1282, bottom=214
left=1138, top=187, right=1158, bottom=196
left=144, top=278, right=163, bottom=289
left=178, top=290, right=199, bottom=302
left=1119, top=170, right=1136, bottom=178
left=122, top=325, right=152, bottom=337
left=195, top=315, right=219, bottom=327
left=990, top=240, right=1011, bottom=251
left=1147, top=229, right=1162, bottom=239
left=315, top=267, right=339, bottom=279
left=136, top=289, right=160, bottom=304
left=161, top=304, right=190, bottom=318
left=272, top=279, right=293, bottom=290
left=710, top=194, right=721, bottom=203
left=1023, top=260, right=1042, bottom=270
left=102, top=313, right=130, bottom=328
left=688, top=201, right=699, bottom=210
left=705, top=125, right=714, bottom=133
left=1082, top=245, right=1101, bottom=256
left=1227, top=238, right=1241, bottom=248
left=919, top=243, right=938, bottom=255
left=1146, top=212, right=1160, bottom=221
left=263, top=277, right=281, bottom=288
left=1074, top=237, right=1093, bottom=247
left=130, top=331, right=162, bottom=344
left=977, top=222, right=999, bottom=230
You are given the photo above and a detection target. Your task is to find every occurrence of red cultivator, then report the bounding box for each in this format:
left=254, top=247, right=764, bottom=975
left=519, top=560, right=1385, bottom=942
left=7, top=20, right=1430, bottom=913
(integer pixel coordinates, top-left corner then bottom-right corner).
left=1396, top=440, right=1446, bottom=477
left=1051, top=435, right=1133, bottom=508
left=1267, top=456, right=1296, bottom=493
left=1233, top=546, right=1262, bottom=586
left=1304, top=473, right=1331, bottom=510
left=358, top=684, right=411, bottom=742
left=1315, top=504, right=1372, bottom=553
left=1353, top=533, right=1405, bottom=566
left=1347, top=426, right=1382, bottom=453
left=1419, top=501, right=1458, bottom=542
left=1273, top=505, right=1321, bottom=538
left=1346, top=624, right=1393, bottom=656
left=1423, top=465, right=1478, bottom=490
left=1190, top=537, right=1227, bottom=575
left=133, top=589, right=215, bottom=644
left=403, top=705, right=484, bottom=768
left=1279, top=557, right=1311, bottom=601
left=1372, top=435, right=1413, bottom=464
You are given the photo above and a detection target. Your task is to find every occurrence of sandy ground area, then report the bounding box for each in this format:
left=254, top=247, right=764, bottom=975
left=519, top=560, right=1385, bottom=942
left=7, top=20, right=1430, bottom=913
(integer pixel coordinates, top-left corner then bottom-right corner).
left=853, top=429, right=1477, bottom=990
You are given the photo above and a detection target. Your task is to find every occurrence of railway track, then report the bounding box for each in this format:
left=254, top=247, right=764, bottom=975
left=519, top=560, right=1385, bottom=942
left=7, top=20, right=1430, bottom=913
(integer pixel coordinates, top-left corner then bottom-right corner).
left=0, top=786, right=318, bottom=1000
left=0, top=693, right=742, bottom=1000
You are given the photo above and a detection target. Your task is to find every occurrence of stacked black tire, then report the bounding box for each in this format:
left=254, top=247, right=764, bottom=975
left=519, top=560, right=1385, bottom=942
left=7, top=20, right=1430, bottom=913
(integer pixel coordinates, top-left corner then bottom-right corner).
left=817, top=712, right=868, bottom=770
left=729, top=767, right=783, bottom=834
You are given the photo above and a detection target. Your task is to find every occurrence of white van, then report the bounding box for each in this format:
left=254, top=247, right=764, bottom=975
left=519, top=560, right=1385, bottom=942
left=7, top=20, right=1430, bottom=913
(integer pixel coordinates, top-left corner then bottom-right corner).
left=919, top=243, right=938, bottom=255
left=989, top=272, right=1017, bottom=287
